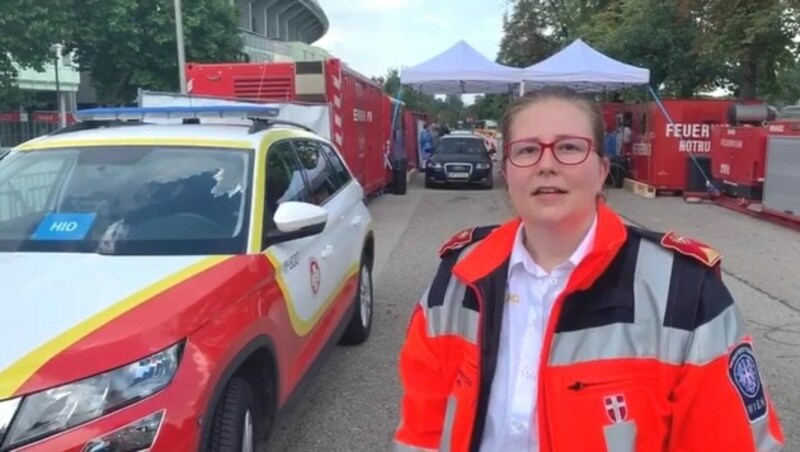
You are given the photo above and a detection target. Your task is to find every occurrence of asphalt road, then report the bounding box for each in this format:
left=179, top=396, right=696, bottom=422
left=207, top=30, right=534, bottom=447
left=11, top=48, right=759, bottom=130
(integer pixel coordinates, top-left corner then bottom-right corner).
left=263, top=173, right=800, bottom=451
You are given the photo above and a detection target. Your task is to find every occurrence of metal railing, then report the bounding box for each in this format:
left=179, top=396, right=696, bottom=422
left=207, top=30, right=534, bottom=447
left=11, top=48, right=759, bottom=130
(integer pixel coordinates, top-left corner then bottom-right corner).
left=240, top=30, right=292, bottom=58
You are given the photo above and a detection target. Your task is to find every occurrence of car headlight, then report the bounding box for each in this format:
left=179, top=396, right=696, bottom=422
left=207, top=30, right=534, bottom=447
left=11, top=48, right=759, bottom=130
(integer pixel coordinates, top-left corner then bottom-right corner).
left=476, top=163, right=491, bottom=169
left=2, top=342, right=181, bottom=448
left=426, top=161, right=442, bottom=169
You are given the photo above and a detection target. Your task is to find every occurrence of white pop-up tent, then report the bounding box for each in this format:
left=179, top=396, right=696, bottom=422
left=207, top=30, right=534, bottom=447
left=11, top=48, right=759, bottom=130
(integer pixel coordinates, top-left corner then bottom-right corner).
left=400, top=40, right=523, bottom=95
left=521, top=39, right=650, bottom=92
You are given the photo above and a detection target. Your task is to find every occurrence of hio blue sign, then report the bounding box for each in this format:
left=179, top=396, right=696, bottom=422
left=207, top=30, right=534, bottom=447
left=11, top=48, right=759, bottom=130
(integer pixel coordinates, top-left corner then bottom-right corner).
left=32, top=213, right=97, bottom=240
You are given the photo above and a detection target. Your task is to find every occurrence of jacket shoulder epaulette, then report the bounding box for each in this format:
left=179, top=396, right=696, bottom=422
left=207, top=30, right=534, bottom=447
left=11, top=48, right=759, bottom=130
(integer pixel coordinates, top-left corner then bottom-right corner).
left=630, top=226, right=721, bottom=268
left=438, top=225, right=498, bottom=258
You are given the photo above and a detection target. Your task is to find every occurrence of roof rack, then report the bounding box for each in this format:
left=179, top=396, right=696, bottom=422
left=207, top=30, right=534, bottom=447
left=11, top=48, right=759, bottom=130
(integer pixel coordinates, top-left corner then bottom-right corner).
left=248, top=118, right=314, bottom=134
left=49, top=119, right=145, bottom=136
left=50, top=106, right=316, bottom=137
left=74, top=105, right=281, bottom=122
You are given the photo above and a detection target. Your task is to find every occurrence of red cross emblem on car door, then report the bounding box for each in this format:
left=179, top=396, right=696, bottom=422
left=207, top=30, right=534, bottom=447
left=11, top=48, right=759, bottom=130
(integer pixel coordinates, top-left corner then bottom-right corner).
left=310, top=258, right=321, bottom=295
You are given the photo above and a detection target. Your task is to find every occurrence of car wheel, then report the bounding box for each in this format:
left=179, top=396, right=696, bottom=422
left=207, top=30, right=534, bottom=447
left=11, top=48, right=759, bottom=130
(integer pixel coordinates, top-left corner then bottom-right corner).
left=208, top=377, right=261, bottom=452
left=484, top=175, right=494, bottom=190
left=339, top=257, right=373, bottom=345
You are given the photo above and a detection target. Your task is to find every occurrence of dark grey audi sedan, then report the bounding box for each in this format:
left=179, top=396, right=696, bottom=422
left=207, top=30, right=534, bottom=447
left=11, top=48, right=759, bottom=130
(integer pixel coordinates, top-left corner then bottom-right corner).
left=424, top=133, right=494, bottom=189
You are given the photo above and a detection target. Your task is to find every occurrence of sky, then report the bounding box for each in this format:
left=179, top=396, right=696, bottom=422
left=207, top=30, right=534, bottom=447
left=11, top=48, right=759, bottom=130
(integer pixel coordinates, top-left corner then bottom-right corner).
left=313, top=0, right=510, bottom=80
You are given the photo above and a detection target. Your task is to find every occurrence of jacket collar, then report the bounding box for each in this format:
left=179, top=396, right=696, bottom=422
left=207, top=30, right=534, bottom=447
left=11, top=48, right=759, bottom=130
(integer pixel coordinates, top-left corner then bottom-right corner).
left=453, top=202, right=628, bottom=289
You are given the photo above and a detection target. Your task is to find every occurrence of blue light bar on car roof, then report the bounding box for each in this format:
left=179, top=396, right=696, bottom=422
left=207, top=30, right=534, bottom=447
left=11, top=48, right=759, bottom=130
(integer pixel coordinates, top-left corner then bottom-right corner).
left=74, top=105, right=281, bottom=122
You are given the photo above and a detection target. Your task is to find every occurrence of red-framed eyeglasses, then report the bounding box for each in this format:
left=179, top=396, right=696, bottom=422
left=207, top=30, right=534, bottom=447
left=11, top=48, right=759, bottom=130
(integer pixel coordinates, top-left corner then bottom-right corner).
left=504, top=136, right=595, bottom=167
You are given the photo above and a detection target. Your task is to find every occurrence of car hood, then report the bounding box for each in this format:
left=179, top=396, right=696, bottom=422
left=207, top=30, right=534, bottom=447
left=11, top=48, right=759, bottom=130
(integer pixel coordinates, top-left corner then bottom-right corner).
left=431, top=153, right=490, bottom=164
left=0, top=252, right=269, bottom=398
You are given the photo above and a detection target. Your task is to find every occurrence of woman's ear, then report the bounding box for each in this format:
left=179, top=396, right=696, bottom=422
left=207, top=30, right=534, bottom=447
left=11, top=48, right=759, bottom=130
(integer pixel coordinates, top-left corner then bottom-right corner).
left=599, top=155, right=610, bottom=181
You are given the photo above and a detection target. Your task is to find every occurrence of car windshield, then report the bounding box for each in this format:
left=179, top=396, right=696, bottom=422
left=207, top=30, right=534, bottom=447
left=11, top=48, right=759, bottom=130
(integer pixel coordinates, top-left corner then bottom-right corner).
left=0, top=146, right=253, bottom=255
left=437, top=138, right=487, bottom=155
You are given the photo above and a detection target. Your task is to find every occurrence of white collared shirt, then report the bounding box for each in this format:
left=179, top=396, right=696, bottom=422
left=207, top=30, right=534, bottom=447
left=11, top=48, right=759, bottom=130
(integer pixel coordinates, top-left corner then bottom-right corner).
left=479, top=215, right=597, bottom=452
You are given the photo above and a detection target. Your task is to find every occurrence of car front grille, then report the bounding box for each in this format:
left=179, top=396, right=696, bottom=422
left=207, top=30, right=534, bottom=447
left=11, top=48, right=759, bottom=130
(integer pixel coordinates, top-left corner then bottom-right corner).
left=444, top=163, right=472, bottom=173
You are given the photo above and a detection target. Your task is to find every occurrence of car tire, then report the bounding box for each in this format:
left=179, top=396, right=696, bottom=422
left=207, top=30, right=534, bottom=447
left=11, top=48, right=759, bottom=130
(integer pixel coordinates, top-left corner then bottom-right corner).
left=208, top=377, right=261, bottom=452
left=339, top=257, right=373, bottom=345
left=484, top=176, right=494, bottom=190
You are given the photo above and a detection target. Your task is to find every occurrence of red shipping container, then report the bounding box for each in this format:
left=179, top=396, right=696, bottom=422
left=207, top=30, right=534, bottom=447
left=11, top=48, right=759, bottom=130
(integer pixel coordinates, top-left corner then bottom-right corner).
left=710, top=125, right=768, bottom=200
left=186, top=59, right=393, bottom=196
left=628, top=99, right=734, bottom=193
left=762, top=122, right=800, bottom=225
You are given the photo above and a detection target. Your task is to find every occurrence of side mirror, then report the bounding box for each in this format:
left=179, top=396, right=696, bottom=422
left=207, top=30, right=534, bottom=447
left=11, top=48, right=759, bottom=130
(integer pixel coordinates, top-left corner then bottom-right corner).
left=267, top=201, right=328, bottom=245
left=275, top=201, right=328, bottom=233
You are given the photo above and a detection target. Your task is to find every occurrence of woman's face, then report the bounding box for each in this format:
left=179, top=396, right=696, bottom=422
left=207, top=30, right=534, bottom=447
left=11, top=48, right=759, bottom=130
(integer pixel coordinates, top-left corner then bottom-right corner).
left=503, top=98, right=609, bottom=227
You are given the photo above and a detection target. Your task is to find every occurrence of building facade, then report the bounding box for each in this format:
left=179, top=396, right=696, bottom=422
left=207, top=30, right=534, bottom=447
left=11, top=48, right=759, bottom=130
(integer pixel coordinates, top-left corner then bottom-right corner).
left=235, top=0, right=329, bottom=62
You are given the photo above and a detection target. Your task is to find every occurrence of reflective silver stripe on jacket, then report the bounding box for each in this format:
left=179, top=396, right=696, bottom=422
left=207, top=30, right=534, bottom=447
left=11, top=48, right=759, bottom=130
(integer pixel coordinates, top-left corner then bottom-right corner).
left=549, top=240, right=747, bottom=366
left=603, top=421, right=636, bottom=452
left=550, top=239, right=781, bottom=450
left=419, top=244, right=480, bottom=344
left=439, top=395, right=458, bottom=452
left=392, top=441, right=438, bottom=452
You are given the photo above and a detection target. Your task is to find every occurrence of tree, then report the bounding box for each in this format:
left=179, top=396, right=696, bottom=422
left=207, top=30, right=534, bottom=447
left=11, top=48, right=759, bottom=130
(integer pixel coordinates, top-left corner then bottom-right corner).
left=497, top=1, right=559, bottom=67
left=578, top=0, right=723, bottom=97
left=700, top=0, right=800, bottom=99
left=63, top=0, right=245, bottom=105
left=382, top=68, right=437, bottom=114
left=0, top=0, right=69, bottom=92
left=761, top=59, right=800, bottom=106
left=467, top=94, right=512, bottom=122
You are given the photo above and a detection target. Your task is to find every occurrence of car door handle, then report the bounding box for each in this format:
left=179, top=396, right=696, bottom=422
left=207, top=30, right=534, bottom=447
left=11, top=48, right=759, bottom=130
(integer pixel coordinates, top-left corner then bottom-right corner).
left=321, top=245, right=334, bottom=259
left=350, top=215, right=362, bottom=227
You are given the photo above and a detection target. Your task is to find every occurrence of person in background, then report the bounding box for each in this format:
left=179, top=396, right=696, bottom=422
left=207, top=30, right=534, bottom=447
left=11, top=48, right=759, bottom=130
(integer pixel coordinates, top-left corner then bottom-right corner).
left=616, top=119, right=632, bottom=157
left=420, top=123, right=433, bottom=167
left=604, top=123, right=618, bottom=158
left=429, top=123, right=441, bottom=151
left=393, top=86, right=784, bottom=452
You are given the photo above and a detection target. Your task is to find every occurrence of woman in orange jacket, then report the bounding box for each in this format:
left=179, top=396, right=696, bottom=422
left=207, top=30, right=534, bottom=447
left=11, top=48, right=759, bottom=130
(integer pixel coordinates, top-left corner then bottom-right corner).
left=394, top=86, right=784, bottom=451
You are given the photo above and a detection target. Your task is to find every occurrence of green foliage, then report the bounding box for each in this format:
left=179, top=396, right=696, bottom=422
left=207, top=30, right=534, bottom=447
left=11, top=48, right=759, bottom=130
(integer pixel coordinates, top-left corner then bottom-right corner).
left=62, top=0, right=244, bottom=105
left=577, top=0, right=723, bottom=97
left=500, top=0, right=800, bottom=103
left=0, top=0, right=69, bottom=91
left=496, top=2, right=558, bottom=67
left=467, top=94, right=512, bottom=123
left=700, top=0, right=800, bottom=99
left=381, top=68, right=468, bottom=126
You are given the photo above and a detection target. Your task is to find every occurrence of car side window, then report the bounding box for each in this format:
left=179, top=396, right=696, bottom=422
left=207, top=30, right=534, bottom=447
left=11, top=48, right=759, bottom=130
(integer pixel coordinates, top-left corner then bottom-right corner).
left=319, top=143, right=352, bottom=186
left=264, top=141, right=309, bottom=244
left=293, top=140, right=344, bottom=205
left=0, top=156, right=66, bottom=222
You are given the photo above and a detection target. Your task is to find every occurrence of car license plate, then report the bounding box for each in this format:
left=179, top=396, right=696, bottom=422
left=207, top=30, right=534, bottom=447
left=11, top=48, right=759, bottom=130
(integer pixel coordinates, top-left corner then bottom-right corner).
left=448, top=172, right=469, bottom=178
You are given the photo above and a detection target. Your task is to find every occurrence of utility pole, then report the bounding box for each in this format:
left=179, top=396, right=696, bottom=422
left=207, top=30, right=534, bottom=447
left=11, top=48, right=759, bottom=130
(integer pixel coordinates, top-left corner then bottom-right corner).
left=52, top=45, right=66, bottom=128
left=174, top=0, right=187, bottom=93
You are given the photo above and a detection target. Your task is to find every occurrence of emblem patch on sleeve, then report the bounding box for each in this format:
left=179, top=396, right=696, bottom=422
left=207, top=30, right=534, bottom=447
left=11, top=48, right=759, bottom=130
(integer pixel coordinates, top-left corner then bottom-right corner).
left=728, top=343, right=767, bottom=423
left=660, top=231, right=722, bottom=267
left=438, top=227, right=476, bottom=257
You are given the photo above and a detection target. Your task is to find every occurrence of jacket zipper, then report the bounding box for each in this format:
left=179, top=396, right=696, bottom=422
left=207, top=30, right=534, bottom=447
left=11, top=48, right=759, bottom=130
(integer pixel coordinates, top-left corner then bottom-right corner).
left=537, top=291, right=566, bottom=452
left=567, top=376, right=648, bottom=391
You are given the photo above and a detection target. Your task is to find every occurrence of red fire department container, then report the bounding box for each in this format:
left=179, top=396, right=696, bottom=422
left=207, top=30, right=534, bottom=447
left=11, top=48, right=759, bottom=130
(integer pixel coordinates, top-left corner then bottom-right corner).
left=186, top=59, right=393, bottom=196
left=628, top=99, right=735, bottom=193
left=602, top=103, right=623, bottom=130
left=710, top=125, right=768, bottom=200
left=762, top=122, right=800, bottom=225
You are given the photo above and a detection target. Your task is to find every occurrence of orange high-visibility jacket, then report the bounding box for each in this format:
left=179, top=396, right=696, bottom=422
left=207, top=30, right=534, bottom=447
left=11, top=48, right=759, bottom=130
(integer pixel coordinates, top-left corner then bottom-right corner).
left=394, top=204, right=784, bottom=452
